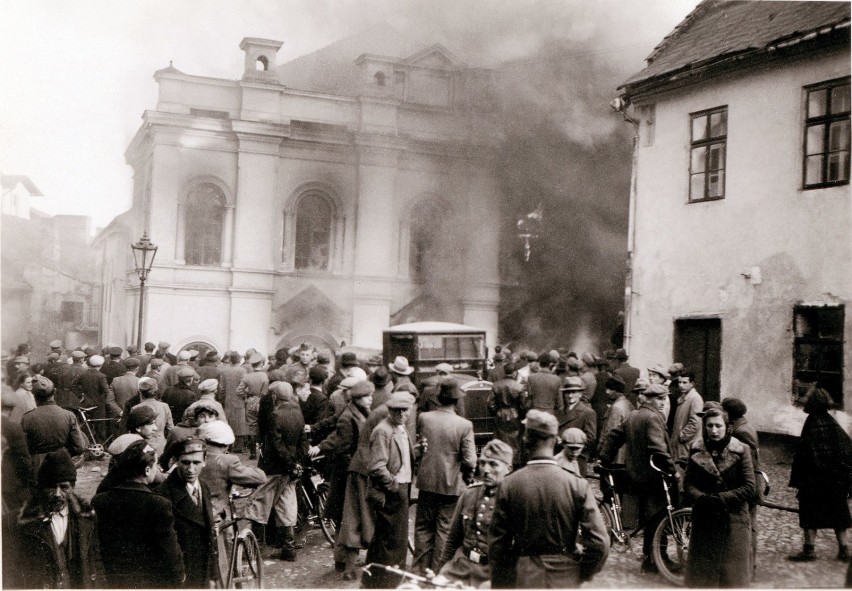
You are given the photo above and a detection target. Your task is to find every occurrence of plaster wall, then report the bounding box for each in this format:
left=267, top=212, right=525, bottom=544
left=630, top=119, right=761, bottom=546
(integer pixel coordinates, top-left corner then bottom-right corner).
left=628, top=48, right=851, bottom=434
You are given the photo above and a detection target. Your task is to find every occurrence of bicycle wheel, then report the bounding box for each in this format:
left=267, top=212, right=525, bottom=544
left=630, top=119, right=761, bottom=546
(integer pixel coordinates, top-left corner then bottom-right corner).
left=233, top=529, right=263, bottom=588
left=652, top=507, right=691, bottom=586
left=71, top=429, right=92, bottom=467
left=315, top=483, right=336, bottom=546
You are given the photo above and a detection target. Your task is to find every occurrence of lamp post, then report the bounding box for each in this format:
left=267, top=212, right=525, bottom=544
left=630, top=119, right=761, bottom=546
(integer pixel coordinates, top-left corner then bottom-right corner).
left=131, top=232, right=158, bottom=352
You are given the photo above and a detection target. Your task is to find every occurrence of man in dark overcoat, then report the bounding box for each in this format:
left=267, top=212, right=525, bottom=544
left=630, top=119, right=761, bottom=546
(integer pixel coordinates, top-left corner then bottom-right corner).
left=599, top=383, right=674, bottom=573
left=557, top=376, right=597, bottom=476
left=92, top=440, right=185, bottom=588
left=72, top=355, right=119, bottom=442
left=21, top=376, right=88, bottom=465
left=488, top=410, right=608, bottom=588
left=162, top=367, right=200, bottom=425
left=100, top=346, right=126, bottom=386
left=155, top=437, right=218, bottom=588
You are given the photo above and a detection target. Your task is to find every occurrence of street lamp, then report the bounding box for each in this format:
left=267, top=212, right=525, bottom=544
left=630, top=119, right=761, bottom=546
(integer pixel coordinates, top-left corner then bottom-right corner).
left=131, top=232, right=158, bottom=352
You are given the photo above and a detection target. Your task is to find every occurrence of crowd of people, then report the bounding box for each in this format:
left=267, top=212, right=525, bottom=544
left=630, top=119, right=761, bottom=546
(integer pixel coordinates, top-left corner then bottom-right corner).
left=1, top=338, right=850, bottom=589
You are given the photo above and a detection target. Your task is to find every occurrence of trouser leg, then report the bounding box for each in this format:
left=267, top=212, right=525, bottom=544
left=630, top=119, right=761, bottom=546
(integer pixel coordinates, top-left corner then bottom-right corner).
left=412, top=490, right=437, bottom=575
left=432, top=496, right=459, bottom=573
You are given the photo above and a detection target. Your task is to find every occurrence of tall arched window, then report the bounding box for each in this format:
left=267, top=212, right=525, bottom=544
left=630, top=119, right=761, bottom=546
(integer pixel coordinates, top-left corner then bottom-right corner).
left=409, top=201, right=445, bottom=282
left=185, top=183, right=225, bottom=265
left=294, top=193, right=333, bottom=270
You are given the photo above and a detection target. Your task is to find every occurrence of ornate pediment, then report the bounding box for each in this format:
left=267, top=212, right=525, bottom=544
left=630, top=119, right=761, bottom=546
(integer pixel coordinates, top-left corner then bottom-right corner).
left=405, top=44, right=465, bottom=70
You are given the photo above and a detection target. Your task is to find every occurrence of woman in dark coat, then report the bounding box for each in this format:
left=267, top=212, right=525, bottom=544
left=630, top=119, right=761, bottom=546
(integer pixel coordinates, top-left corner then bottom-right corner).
left=683, top=407, right=755, bottom=588
left=788, top=388, right=852, bottom=562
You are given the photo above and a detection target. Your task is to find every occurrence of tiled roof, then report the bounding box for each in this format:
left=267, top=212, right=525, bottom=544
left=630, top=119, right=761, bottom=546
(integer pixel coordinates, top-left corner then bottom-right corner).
left=622, top=0, right=850, bottom=91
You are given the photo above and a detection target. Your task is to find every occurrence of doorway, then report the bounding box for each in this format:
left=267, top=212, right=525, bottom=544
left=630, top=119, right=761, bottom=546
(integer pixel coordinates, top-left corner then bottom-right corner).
left=673, top=317, right=721, bottom=402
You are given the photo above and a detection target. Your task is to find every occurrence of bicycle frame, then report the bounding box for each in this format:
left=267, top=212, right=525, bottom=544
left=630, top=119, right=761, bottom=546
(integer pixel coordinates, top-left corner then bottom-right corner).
left=219, top=490, right=261, bottom=589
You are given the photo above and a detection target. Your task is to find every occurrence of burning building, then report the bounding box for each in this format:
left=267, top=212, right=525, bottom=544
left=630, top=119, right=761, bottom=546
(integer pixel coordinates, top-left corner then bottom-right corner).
left=618, top=0, right=850, bottom=434
left=94, top=29, right=503, bottom=355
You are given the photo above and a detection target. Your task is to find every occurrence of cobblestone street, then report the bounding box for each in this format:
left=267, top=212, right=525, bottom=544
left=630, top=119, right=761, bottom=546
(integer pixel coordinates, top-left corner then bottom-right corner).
left=75, top=451, right=850, bottom=588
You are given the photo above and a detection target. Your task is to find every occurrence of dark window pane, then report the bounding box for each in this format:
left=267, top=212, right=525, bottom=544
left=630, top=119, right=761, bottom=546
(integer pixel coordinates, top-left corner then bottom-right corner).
left=795, top=343, right=821, bottom=371
left=185, top=183, right=225, bottom=265
left=808, top=88, right=828, bottom=118
left=830, top=84, right=850, bottom=114
left=828, top=152, right=849, bottom=182
left=690, top=173, right=706, bottom=200
left=709, top=110, right=727, bottom=138
left=691, top=115, right=707, bottom=142
left=820, top=307, right=845, bottom=339
left=708, top=170, right=724, bottom=197
left=708, top=143, right=725, bottom=171
left=690, top=146, right=707, bottom=173
left=829, top=120, right=850, bottom=151
left=805, top=155, right=824, bottom=185
left=794, top=308, right=819, bottom=337
left=806, top=124, right=825, bottom=155
left=410, top=202, right=445, bottom=281
left=821, top=344, right=844, bottom=372
left=295, top=194, right=332, bottom=270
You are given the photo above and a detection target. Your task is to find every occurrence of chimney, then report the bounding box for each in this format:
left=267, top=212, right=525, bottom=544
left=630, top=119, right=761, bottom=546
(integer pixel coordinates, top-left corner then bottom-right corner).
left=239, top=37, right=283, bottom=83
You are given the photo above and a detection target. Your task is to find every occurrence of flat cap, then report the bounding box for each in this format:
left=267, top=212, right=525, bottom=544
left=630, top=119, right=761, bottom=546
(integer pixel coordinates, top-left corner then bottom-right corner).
left=339, top=376, right=360, bottom=390
left=561, top=427, right=588, bottom=447
left=668, top=362, right=684, bottom=375
left=14, top=356, right=29, bottom=364
left=71, top=350, right=86, bottom=360
left=138, top=377, right=158, bottom=392
left=126, top=345, right=138, bottom=354
left=177, top=366, right=196, bottom=378
left=632, top=377, right=650, bottom=392
left=123, top=357, right=141, bottom=369
left=128, top=405, right=158, bottom=430
left=177, top=351, right=192, bottom=362
left=109, top=346, right=123, bottom=357
left=173, top=437, right=206, bottom=456
left=566, top=358, right=583, bottom=371
left=523, top=409, right=558, bottom=437
left=149, top=358, right=164, bottom=367
left=158, top=341, right=171, bottom=349
left=83, top=347, right=96, bottom=356
left=198, top=421, right=235, bottom=446
left=560, top=376, right=585, bottom=391
left=88, top=355, right=105, bottom=367
left=480, top=439, right=513, bottom=466
left=107, top=433, right=143, bottom=456
left=644, top=384, right=670, bottom=398
left=348, top=380, right=375, bottom=399
left=434, top=363, right=453, bottom=374
left=49, top=340, right=63, bottom=349
left=198, top=379, right=218, bottom=393
left=386, top=392, right=415, bottom=410
left=648, top=364, right=670, bottom=379
left=47, top=352, right=60, bottom=361
left=189, top=399, right=220, bottom=418
left=248, top=352, right=265, bottom=365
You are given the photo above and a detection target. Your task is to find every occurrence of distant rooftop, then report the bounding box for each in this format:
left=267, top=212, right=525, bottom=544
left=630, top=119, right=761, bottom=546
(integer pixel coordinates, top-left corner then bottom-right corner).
left=1, top=175, right=43, bottom=196
left=621, top=0, right=850, bottom=93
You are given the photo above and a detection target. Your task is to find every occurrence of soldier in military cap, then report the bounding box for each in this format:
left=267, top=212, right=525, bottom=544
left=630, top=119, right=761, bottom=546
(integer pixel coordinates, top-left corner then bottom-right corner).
left=155, top=437, right=218, bottom=588
left=437, top=439, right=514, bottom=588
left=489, top=409, right=608, bottom=588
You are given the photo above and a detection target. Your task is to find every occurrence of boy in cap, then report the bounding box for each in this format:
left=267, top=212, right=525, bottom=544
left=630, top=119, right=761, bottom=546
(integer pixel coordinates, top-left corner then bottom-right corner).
left=558, top=376, right=597, bottom=476
left=13, top=449, right=104, bottom=588
left=129, top=378, right=173, bottom=455
left=556, top=427, right=587, bottom=474
left=437, top=439, right=514, bottom=588
left=189, top=379, right=227, bottom=424
left=155, top=437, right=218, bottom=588
left=489, top=409, right=608, bottom=588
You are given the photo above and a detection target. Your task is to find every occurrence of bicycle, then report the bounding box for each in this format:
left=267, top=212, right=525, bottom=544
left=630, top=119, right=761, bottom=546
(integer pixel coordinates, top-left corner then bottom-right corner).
left=69, top=406, right=119, bottom=466
left=216, top=490, right=263, bottom=588
left=594, top=453, right=692, bottom=586
left=295, top=455, right=336, bottom=546
left=362, top=562, right=474, bottom=589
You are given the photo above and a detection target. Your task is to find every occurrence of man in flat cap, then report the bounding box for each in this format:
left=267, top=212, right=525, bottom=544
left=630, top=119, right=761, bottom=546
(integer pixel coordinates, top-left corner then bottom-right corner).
left=437, top=439, right=514, bottom=588
left=489, top=409, right=608, bottom=588
left=136, top=342, right=156, bottom=377
left=164, top=350, right=193, bottom=388
left=130, top=377, right=173, bottom=455
left=363, top=391, right=423, bottom=588
left=237, top=352, right=269, bottom=459
left=527, top=353, right=563, bottom=417
left=23, top=376, right=88, bottom=465
left=156, top=438, right=218, bottom=588
left=12, top=449, right=104, bottom=588
left=189, top=379, right=227, bottom=423
left=412, top=379, right=477, bottom=576
left=666, top=362, right=685, bottom=434
left=163, top=366, right=200, bottom=426
left=100, top=347, right=126, bottom=386
left=599, top=383, right=674, bottom=574
left=72, top=355, right=119, bottom=443
left=557, top=376, right=597, bottom=476
left=110, top=358, right=141, bottom=431
left=556, top=427, right=587, bottom=475
left=156, top=341, right=176, bottom=366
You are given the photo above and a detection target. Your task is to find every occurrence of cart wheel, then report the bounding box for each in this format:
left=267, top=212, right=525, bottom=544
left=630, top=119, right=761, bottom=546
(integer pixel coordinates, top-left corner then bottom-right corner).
left=233, top=529, right=262, bottom=588
left=652, top=508, right=691, bottom=586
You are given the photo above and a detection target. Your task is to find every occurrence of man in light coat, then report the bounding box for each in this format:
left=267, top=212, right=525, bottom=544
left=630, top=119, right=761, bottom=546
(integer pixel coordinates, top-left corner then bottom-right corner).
left=412, top=380, right=477, bottom=575
left=670, top=371, right=703, bottom=464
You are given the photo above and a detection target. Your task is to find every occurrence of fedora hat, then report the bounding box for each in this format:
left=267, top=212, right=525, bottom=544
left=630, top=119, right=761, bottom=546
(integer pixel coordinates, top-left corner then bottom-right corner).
left=388, top=356, right=414, bottom=375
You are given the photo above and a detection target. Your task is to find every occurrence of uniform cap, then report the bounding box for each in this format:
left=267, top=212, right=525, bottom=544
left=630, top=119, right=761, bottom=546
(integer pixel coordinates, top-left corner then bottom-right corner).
left=107, top=433, right=143, bottom=456
left=480, top=439, right=513, bottom=466
left=71, top=350, right=86, bottom=360
left=128, top=405, right=158, bottom=429
left=388, top=356, right=414, bottom=375
left=348, top=380, right=375, bottom=399
left=37, top=449, right=77, bottom=487
left=522, top=409, right=558, bottom=437
left=177, top=366, right=196, bottom=378
left=198, top=421, right=235, bottom=446
left=560, top=376, right=585, bottom=392
left=561, top=427, right=588, bottom=447
left=123, top=357, right=141, bottom=369
left=173, top=437, right=206, bottom=456
left=648, top=364, right=670, bottom=379
left=386, top=392, right=415, bottom=410
left=644, top=384, right=670, bottom=398
left=88, top=355, right=105, bottom=367
left=49, top=340, right=63, bottom=349
left=177, top=351, right=192, bottom=362
left=632, top=377, right=650, bottom=392
left=109, top=346, right=123, bottom=357
left=197, top=379, right=218, bottom=393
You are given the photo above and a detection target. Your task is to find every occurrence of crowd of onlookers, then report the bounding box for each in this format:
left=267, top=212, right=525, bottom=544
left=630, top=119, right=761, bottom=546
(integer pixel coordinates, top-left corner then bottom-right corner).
left=1, top=338, right=849, bottom=588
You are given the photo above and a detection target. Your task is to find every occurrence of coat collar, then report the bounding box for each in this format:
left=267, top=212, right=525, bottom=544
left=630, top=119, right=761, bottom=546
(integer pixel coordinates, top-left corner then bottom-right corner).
left=690, top=437, right=745, bottom=476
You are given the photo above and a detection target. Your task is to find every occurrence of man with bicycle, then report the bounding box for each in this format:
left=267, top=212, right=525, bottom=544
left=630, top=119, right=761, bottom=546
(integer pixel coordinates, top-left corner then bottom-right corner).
left=598, top=383, right=675, bottom=574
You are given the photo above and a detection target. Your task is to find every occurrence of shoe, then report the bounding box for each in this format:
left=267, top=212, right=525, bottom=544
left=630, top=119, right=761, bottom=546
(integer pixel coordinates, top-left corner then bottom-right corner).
left=788, top=545, right=816, bottom=562
left=334, top=561, right=346, bottom=573
left=641, top=558, right=658, bottom=574
left=838, top=546, right=850, bottom=562
left=279, top=526, right=298, bottom=562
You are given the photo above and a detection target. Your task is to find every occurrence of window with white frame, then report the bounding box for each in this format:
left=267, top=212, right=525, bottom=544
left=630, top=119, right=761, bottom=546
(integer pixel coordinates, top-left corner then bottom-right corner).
left=803, top=77, right=850, bottom=189
left=689, top=106, right=727, bottom=202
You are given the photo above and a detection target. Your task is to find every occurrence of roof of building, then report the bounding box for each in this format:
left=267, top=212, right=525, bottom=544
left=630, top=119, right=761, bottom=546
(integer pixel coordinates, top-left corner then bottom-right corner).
left=1, top=175, right=43, bottom=196
left=621, top=0, right=850, bottom=92
left=385, top=321, right=484, bottom=334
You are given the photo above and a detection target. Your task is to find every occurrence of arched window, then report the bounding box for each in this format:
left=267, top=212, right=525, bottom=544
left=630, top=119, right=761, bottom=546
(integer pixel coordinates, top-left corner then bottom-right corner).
left=256, top=56, right=269, bottom=71
left=294, top=193, right=333, bottom=270
left=409, top=201, right=445, bottom=282
left=185, top=183, right=225, bottom=265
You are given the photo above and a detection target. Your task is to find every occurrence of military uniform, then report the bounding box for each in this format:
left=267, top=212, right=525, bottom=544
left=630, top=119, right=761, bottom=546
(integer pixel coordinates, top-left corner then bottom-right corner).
left=438, top=482, right=497, bottom=587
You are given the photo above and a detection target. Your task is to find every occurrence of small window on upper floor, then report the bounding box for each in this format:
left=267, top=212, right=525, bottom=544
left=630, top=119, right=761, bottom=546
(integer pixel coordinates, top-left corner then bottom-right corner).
left=803, top=77, right=850, bottom=189
left=374, top=71, right=386, bottom=86
left=256, top=56, right=269, bottom=71
left=689, top=106, right=727, bottom=202
left=394, top=71, right=405, bottom=84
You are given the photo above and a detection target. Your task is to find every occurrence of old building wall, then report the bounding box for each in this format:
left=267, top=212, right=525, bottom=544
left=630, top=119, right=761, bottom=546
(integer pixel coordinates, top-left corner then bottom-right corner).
left=628, top=47, right=850, bottom=434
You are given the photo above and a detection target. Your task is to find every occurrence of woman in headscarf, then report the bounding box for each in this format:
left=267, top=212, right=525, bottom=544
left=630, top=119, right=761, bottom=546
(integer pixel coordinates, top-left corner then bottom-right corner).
left=683, top=407, right=755, bottom=587
left=788, top=388, right=852, bottom=562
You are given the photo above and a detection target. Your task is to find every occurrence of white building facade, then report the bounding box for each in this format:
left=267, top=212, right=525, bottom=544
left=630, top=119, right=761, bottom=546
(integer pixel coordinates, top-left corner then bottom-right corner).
left=96, top=37, right=503, bottom=356
left=620, top=1, right=850, bottom=434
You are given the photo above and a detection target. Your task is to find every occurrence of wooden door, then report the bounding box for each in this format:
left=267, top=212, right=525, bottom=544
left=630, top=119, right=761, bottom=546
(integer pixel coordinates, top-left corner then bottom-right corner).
left=673, top=318, right=721, bottom=402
